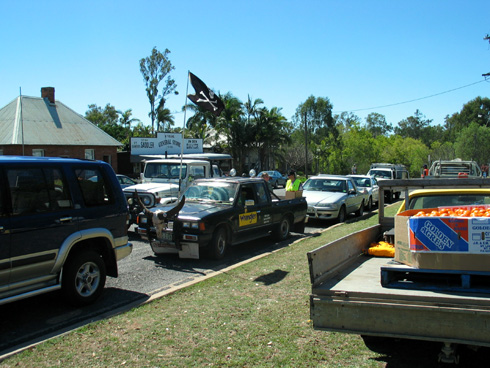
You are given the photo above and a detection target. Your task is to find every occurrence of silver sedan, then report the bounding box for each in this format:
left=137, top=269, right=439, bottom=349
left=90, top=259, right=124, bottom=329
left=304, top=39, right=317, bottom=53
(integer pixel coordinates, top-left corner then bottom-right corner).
left=303, top=175, right=365, bottom=223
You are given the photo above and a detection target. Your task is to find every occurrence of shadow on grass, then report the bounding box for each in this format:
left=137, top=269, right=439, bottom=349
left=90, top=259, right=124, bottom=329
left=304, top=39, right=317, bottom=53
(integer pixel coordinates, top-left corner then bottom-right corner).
left=254, top=269, right=289, bottom=285
left=0, top=287, right=149, bottom=357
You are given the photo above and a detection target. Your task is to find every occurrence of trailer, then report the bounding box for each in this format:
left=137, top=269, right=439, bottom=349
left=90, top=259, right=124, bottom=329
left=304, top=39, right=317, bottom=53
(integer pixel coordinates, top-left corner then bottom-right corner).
left=308, top=178, right=490, bottom=364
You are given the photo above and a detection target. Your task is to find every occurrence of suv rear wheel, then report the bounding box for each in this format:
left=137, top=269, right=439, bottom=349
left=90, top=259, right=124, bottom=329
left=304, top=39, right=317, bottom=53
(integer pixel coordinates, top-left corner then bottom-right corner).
left=62, top=249, right=107, bottom=306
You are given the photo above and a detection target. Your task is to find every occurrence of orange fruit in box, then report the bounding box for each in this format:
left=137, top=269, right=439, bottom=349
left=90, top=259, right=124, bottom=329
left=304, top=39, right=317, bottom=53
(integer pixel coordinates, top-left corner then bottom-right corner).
left=413, top=207, right=490, bottom=217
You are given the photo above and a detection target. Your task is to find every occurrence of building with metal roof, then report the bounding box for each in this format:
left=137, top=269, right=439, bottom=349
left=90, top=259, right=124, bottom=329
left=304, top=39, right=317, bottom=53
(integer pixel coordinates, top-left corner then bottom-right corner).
left=0, top=87, right=122, bottom=171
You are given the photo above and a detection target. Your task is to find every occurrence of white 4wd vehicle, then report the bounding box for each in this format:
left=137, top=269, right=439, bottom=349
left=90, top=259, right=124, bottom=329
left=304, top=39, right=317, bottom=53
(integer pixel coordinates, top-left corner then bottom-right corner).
left=124, top=159, right=222, bottom=225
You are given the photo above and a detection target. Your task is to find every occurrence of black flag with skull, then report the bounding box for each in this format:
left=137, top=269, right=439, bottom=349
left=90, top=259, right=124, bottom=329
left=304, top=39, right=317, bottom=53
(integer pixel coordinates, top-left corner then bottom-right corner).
left=187, top=72, right=225, bottom=116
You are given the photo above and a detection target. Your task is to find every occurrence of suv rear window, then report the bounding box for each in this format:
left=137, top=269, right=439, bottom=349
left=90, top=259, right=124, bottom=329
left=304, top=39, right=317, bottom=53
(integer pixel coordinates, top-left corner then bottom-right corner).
left=7, top=167, right=72, bottom=215
left=75, top=168, right=114, bottom=207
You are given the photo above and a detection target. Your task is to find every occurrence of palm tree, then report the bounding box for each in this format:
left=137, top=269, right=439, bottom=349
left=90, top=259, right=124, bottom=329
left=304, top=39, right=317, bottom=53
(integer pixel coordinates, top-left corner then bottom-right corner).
left=255, top=107, right=291, bottom=170
left=216, top=93, right=252, bottom=174
left=156, top=107, right=175, bottom=132
left=244, top=95, right=263, bottom=124
left=185, top=103, right=216, bottom=144
left=117, top=109, right=141, bottom=151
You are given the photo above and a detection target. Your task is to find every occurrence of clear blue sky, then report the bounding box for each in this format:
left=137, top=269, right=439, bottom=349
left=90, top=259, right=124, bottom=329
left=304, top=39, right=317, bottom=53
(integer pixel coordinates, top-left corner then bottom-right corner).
left=1, top=1, right=489, bottom=129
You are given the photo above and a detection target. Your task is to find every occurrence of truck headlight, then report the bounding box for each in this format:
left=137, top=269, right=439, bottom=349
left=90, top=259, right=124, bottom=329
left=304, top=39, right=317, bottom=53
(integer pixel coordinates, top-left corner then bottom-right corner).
left=182, top=221, right=204, bottom=230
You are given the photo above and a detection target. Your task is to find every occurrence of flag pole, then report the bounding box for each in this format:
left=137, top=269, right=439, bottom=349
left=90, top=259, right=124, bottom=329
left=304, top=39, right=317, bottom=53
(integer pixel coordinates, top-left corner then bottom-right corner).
left=20, top=87, right=25, bottom=156
left=178, top=71, right=190, bottom=199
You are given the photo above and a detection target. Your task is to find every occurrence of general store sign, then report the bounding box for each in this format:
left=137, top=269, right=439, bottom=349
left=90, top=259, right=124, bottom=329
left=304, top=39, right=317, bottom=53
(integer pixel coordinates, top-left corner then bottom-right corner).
left=131, top=133, right=203, bottom=155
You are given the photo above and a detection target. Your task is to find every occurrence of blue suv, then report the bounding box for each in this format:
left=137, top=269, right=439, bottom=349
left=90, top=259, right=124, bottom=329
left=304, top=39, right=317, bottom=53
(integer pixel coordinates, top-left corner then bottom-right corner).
left=0, top=156, right=132, bottom=306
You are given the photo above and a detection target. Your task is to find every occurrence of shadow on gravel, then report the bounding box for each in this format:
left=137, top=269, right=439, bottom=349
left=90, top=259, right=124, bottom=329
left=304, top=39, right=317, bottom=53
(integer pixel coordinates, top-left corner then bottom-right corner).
left=144, top=232, right=307, bottom=274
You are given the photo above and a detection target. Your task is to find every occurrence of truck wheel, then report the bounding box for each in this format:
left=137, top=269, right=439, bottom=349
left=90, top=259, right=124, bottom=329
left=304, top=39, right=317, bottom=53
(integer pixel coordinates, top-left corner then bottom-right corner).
left=337, top=206, right=347, bottom=223
left=208, top=227, right=228, bottom=259
left=62, top=249, right=106, bottom=306
left=273, top=216, right=291, bottom=240
left=355, top=200, right=364, bottom=217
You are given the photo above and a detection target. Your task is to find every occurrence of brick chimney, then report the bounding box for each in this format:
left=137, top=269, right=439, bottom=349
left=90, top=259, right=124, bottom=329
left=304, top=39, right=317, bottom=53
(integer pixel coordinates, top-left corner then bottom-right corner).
left=41, top=87, right=55, bottom=103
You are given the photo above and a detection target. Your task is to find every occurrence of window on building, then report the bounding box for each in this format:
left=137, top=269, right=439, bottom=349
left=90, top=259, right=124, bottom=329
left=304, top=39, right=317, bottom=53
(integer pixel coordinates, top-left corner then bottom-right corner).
left=102, top=155, right=111, bottom=165
left=32, top=149, right=45, bottom=157
left=85, top=149, right=95, bottom=160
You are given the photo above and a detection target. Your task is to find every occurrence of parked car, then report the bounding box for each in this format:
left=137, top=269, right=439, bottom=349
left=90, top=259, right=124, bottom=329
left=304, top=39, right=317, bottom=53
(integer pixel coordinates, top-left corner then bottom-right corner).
left=258, top=170, right=287, bottom=189
left=0, top=156, right=132, bottom=306
left=116, top=174, right=137, bottom=188
left=302, top=175, right=365, bottom=223
left=347, top=175, right=379, bottom=211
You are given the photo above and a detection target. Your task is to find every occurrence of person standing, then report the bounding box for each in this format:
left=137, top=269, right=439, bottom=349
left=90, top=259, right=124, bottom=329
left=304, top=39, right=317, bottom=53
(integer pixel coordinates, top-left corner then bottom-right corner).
left=261, top=172, right=274, bottom=192
left=286, top=170, right=301, bottom=192
left=421, top=164, right=429, bottom=178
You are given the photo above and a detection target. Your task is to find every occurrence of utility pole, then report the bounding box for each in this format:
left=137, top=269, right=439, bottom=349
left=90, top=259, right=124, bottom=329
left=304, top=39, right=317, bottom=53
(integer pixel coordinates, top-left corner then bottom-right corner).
left=484, top=35, right=490, bottom=78
left=304, top=110, right=308, bottom=178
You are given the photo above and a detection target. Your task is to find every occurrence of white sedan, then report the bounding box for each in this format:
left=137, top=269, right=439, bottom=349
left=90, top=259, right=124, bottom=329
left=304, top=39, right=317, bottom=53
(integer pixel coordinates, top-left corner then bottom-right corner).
left=303, top=175, right=365, bottom=223
left=347, top=175, right=379, bottom=211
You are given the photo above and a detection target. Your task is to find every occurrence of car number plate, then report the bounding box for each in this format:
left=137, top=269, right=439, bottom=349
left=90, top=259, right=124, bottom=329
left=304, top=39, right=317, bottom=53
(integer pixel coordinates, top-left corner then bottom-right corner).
left=161, top=231, right=173, bottom=241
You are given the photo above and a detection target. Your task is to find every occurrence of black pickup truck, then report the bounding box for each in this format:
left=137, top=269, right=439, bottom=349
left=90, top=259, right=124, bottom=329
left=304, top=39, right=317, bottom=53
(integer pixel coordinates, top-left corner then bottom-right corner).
left=137, top=177, right=307, bottom=259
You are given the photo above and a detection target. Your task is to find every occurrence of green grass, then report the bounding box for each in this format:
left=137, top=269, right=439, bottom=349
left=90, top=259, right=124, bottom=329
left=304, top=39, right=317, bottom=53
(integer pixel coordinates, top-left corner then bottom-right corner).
left=0, top=205, right=424, bottom=368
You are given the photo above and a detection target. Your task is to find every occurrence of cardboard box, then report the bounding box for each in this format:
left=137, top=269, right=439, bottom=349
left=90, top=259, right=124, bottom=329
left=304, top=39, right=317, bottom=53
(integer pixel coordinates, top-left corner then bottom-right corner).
left=285, top=190, right=303, bottom=200
left=394, top=209, right=490, bottom=271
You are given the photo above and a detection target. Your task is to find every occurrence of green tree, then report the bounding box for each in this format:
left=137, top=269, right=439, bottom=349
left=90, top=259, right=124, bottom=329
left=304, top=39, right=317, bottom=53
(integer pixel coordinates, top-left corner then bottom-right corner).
left=454, top=122, right=490, bottom=165
left=340, top=122, right=376, bottom=175
left=293, top=96, right=335, bottom=176
left=118, top=109, right=140, bottom=150
left=215, top=93, right=250, bottom=174
left=365, top=112, right=392, bottom=137
left=85, top=103, right=126, bottom=144
left=132, top=122, right=153, bottom=137
left=254, top=106, right=291, bottom=170
left=185, top=103, right=217, bottom=146
left=444, top=97, right=490, bottom=142
left=156, top=107, right=175, bottom=132
left=139, top=47, right=177, bottom=133
left=382, top=135, right=429, bottom=177
left=429, top=141, right=456, bottom=161
left=244, top=95, right=263, bottom=124
left=394, top=109, right=432, bottom=141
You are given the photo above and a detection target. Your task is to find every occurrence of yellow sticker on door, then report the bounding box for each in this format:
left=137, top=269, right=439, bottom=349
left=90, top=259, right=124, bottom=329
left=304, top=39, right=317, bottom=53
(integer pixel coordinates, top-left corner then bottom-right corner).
left=239, top=211, right=258, bottom=226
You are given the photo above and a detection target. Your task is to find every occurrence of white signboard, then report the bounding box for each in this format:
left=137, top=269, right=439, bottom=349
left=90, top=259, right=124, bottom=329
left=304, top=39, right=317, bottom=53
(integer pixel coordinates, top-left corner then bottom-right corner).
left=131, top=133, right=203, bottom=155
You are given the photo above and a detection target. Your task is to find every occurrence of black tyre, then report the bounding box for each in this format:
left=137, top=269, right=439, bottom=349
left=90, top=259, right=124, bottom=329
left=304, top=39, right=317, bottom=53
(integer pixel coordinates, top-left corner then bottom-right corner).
left=337, top=205, right=347, bottom=223
left=355, top=200, right=364, bottom=217
left=62, top=249, right=106, bottom=306
left=366, top=196, right=373, bottom=211
left=273, top=216, right=291, bottom=240
left=273, top=180, right=278, bottom=189
left=208, top=227, right=228, bottom=259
